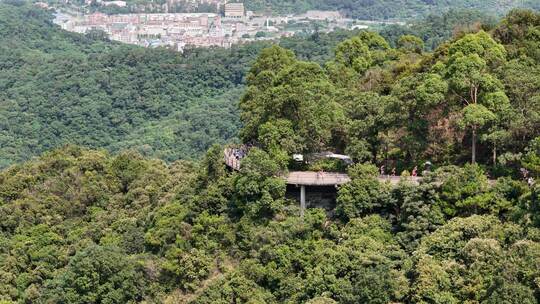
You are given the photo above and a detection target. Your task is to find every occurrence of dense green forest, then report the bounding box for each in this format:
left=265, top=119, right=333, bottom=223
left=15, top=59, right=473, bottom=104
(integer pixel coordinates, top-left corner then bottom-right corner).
left=245, top=0, right=540, bottom=20
left=0, top=2, right=247, bottom=167
left=0, top=3, right=366, bottom=168
left=380, top=9, right=499, bottom=50
left=0, top=137, right=538, bottom=302
left=240, top=9, right=540, bottom=175
left=1, top=3, right=540, bottom=303
left=0, top=3, right=493, bottom=169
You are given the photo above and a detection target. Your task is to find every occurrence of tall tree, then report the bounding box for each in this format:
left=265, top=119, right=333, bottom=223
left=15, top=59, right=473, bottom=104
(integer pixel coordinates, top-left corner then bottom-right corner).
left=443, top=31, right=507, bottom=163
left=240, top=46, right=342, bottom=154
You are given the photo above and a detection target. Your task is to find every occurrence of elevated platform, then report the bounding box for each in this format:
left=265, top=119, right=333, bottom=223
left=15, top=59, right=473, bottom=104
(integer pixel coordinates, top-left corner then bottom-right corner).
left=285, top=172, right=421, bottom=186
left=225, top=148, right=423, bottom=217
left=285, top=171, right=351, bottom=186
left=224, top=148, right=421, bottom=186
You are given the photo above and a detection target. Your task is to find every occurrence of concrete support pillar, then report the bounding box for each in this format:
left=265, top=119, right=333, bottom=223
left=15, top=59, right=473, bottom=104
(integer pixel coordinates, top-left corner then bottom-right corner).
left=300, top=185, right=306, bottom=218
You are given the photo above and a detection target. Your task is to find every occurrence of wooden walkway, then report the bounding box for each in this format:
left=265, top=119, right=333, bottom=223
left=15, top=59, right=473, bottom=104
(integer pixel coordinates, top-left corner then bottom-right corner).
left=224, top=148, right=241, bottom=171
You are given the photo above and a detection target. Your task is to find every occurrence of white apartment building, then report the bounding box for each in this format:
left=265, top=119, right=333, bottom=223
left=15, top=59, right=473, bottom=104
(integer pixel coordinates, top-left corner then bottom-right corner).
left=224, top=2, right=244, bottom=18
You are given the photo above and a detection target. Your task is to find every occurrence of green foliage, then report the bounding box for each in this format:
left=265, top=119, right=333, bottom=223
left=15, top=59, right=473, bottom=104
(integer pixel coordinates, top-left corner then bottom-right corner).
left=44, top=245, right=143, bottom=303
left=0, top=146, right=187, bottom=302
left=346, top=162, right=379, bottom=179
left=233, top=148, right=286, bottom=218
left=2, top=4, right=538, bottom=171
left=1, top=6, right=540, bottom=304
left=144, top=201, right=189, bottom=250
left=0, top=4, right=358, bottom=169
left=381, top=9, right=499, bottom=50
left=336, top=168, right=392, bottom=220
left=412, top=215, right=539, bottom=303
left=0, top=3, right=251, bottom=167
left=258, top=119, right=302, bottom=167
left=0, top=144, right=539, bottom=303
left=342, top=92, right=395, bottom=161
left=461, top=103, right=496, bottom=130
left=237, top=14, right=540, bottom=170
left=393, top=179, right=445, bottom=252
left=522, top=137, right=540, bottom=176
left=306, top=297, right=337, bottom=304
left=435, top=164, right=490, bottom=215
left=398, top=34, right=425, bottom=53
left=307, top=158, right=348, bottom=173
left=162, top=247, right=213, bottom=291
left=192, top=272, right=276, bottom=303
left=243, top=0, right=538, bottom=20
left=240, top=46, right=342, bottom=153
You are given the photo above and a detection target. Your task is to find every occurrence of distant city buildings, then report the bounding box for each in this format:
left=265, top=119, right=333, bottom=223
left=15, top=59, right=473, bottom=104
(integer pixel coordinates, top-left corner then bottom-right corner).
left=34, top=2, right=50, bottom=9
left=224, top=2, right=244, bottom=18
left=300, top=10, right=341, bottom=20
left=101, top=1, right=127, bottom=7
left=57, top=12, right=230, bottom=49
left=53, top=8, right=399, bottom=51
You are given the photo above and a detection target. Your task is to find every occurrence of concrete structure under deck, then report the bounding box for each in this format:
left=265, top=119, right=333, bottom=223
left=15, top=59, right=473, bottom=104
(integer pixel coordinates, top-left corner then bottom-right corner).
left=224, top=148, right=421, bottom=217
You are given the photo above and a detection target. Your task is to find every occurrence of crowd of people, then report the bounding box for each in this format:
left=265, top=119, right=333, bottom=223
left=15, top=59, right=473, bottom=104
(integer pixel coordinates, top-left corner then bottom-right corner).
left=379, top=162, right=429, bottom=178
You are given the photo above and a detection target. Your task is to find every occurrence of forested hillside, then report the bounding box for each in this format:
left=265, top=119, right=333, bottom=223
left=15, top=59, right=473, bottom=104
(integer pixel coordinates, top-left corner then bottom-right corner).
left=0, top=2, right=250, bottom=167
left=244, top=0, right=540, bottom=20
left=0, top=2, right=509, bottom=169
left=239, top=9, right=540, bottom=175
left=0, top=3, right=362, bottom=168
left=59, top=0, right=540, bottom=20
left=1, top=6, right=540, bottom=303
left=0, top=139, right=538, bottom=302
left=380, top=9, right=498, bottom=50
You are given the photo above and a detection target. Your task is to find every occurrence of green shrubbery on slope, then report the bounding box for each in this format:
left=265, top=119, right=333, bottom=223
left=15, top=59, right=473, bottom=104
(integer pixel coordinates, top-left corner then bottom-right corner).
left=0, top=145, right=538, bottom=303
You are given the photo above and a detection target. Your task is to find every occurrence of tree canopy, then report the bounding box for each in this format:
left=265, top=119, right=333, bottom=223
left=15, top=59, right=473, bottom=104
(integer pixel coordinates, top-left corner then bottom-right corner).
left=240, top=9, right=540, bottom=174
left=0, top=144, right=538, bottom=303
left=0, top=5, right=540, bottom=304
left=0, top=3, right=359, bottom=169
